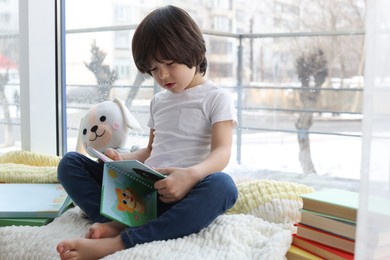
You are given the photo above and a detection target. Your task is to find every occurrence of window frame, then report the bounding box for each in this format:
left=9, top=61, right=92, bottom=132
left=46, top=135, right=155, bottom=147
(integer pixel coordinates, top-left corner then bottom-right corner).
left=18, top=0, right=62, bottom=155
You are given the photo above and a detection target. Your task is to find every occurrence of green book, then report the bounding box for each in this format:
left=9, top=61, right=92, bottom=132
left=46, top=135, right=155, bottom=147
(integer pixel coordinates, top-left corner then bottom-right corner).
left=89, top=148, right=166, bottom=227
left=300, top=189, right=390, bottom=225
left=0, top=183, right=72, bottom=219
left=300, top=189, right=358, bottom=222
left=0, top=217, right=53, bottom=227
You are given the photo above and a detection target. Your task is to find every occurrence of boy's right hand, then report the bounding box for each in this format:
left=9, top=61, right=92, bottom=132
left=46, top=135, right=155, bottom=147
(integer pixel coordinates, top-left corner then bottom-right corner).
left=154, top=167, right=200, bottom=203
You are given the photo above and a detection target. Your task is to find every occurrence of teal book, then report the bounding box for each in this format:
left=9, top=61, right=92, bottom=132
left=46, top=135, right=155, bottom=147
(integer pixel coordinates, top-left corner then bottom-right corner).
left=89, top=148, right=166, bottom=227
left=300, top=188, right=390, bottom=225
left=299, top=189, right=359, bottom=222
left=0, top=183, right=72, bottom=219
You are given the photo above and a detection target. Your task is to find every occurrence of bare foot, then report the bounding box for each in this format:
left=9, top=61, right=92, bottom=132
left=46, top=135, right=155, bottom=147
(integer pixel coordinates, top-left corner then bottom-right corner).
left=86, top=221, right=127, bottom=239
left=56, top=235, right=125, bottom=260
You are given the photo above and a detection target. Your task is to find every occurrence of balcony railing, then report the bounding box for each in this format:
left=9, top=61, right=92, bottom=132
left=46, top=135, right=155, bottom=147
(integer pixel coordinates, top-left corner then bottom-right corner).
left=0, top=26, right=365, bottom=165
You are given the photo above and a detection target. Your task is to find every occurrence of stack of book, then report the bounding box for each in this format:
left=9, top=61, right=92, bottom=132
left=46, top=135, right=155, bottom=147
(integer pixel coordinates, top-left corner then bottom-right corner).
left=0, top=183, right=72, bottom=227
left=292, top=189, right=357, bottom=260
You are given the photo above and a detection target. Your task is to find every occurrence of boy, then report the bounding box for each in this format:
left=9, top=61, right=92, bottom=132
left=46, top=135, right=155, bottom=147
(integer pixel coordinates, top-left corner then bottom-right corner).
left=57, top=5, right=238, bottom=259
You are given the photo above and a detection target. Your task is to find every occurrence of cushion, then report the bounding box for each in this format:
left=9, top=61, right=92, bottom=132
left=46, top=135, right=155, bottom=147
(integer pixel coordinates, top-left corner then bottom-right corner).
left=227, top=179, right=314, bottom=223
left=0, top=150, right=60, bottom=183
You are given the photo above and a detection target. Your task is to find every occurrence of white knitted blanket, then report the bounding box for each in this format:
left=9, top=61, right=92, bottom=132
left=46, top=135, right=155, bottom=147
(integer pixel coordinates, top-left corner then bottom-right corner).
left=0, top=207, right=292, bottom=260
left=0, top=180, right=314, bottom=260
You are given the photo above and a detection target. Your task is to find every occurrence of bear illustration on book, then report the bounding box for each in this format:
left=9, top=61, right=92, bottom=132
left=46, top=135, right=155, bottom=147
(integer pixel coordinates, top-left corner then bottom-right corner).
left=98, top=156, right=163, bottom=226
left=115, top=187, right=145, bottom=214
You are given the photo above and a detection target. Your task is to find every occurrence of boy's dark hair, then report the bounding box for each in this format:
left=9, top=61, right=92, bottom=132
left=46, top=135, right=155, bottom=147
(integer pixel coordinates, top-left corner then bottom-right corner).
left=132, top=5, right=207, bottom=76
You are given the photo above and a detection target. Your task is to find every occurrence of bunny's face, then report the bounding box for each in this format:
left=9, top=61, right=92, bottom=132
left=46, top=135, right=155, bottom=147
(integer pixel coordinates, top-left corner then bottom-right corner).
left=77, top=98, right=141, bottom=157
left=80, top=100, right=127, bottom=155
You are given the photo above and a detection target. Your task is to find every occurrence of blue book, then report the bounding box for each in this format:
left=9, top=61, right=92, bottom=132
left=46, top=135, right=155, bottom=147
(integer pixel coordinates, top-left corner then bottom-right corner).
left=0, top=183, right=72, bottom=219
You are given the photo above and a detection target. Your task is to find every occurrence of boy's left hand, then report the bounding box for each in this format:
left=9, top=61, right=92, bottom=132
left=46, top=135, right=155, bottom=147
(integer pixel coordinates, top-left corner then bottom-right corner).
left=154, top=167, right=200, bottom=203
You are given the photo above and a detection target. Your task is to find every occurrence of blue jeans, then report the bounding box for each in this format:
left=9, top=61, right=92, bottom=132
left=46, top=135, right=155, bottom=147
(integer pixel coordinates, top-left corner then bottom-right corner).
left=57, top=152, right=238, bottom=248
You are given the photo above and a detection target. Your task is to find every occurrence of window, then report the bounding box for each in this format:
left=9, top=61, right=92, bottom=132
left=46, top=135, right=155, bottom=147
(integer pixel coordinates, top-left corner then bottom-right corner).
left=0, top=0, right=57, bottom=154
left=60, top=1, right=366, bottom=184
left=274, top=1, right=299, bottom=16
left=0, top=1, right=367, bottom=184
left=0, top=1, right=19, bottom=151
left=209, top=63, right=232, bottom=78
left=212, top=16, right=232, bottom=32
left=2, top=0, right=389, bottom=257
left=212, top=0, right=232, bottom=9
left=113, top=4, right=131, bottom=21
left=210, top=39, right=232, bottom=55
left=114, top=31, right=130, bottom=49
left=114, top=58, right=131, bottom=78
left=0, top=13, right=10, bottom=24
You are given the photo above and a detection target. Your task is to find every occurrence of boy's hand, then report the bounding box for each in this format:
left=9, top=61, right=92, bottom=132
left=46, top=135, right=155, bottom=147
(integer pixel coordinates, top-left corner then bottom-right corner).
left=104, top=148, right=123, bottom=161
left=154, top=167, right=200, bottom=203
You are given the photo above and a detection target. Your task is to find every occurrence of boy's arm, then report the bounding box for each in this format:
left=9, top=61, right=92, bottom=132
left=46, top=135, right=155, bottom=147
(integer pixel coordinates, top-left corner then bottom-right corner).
left=105, top=129, right=154, bottom=163
left=155, top=120, right=234, bottom=202
left=189, top=120, right=234, bottom=180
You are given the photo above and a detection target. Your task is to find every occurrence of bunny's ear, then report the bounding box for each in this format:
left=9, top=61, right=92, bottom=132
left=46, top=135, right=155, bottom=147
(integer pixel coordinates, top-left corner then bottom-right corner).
left=113, top=98, right=142, bottom=130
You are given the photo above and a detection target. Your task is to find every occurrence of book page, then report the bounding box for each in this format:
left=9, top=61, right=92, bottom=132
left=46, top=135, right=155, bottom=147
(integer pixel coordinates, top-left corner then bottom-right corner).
left=87, top=147, right=113, bottom=162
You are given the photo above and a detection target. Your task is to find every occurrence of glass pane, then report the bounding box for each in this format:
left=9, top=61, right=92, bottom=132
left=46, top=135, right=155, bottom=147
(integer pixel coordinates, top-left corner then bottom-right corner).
left=64, top=0, right=365, bottom=191
left=234, top=34, right=364, bottom=187
left=65, top=29, right=152, bottom=151
left=0, top=0, right=20, bottom=152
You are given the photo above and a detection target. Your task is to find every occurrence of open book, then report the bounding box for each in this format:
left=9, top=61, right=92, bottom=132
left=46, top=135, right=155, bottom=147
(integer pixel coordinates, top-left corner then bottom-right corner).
left=88, top=147, right=166, bottom=227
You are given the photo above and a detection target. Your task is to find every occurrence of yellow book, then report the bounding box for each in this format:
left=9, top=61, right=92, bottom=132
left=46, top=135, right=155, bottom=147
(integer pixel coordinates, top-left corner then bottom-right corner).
left=286, top=245, right=324, bottom=260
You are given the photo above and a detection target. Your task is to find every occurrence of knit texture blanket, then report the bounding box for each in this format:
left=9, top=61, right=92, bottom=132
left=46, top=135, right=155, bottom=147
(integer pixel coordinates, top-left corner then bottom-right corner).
left=0, top=178, right=314, bottom=260
left=0, top=151, right=60, bottom=183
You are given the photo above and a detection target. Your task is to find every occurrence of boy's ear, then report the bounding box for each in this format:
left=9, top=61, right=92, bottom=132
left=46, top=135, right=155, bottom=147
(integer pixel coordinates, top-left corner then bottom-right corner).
left=113, top=98, right=142, bottom=130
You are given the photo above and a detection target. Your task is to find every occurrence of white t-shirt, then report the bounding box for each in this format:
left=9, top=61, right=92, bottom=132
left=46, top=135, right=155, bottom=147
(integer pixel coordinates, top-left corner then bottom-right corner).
left=144, top=80, right=237, bottom=168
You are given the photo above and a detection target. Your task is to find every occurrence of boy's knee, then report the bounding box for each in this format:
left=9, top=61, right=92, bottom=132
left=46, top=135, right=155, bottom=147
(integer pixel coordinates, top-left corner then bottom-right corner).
left=57, top=152, right=81, bottom=182
left=207, top=172, right=238, bottom=205
left=210, top=172, right=236, bottom=189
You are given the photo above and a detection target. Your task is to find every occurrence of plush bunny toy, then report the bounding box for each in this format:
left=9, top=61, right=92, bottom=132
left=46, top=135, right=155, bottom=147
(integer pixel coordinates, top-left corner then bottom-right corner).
left=76, top=98, right=142, bottom=157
